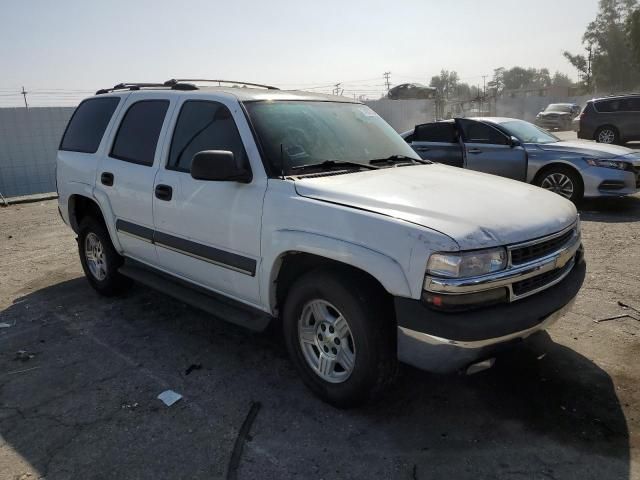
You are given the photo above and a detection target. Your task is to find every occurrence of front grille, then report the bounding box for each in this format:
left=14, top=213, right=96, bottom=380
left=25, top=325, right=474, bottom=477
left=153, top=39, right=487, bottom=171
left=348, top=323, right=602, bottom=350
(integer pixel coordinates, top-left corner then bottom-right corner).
left=512, top=262, right=572, bottom=296
left=510, top=229, right=575, bottom=265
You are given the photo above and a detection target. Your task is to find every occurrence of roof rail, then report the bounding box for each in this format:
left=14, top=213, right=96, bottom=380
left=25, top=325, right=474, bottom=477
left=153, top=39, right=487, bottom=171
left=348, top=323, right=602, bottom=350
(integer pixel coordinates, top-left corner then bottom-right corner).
left=95, top=78, right=280, bottom=95
left=164, top=79, right=279, bottom=90
left=96, top=83, right=167, bottom=95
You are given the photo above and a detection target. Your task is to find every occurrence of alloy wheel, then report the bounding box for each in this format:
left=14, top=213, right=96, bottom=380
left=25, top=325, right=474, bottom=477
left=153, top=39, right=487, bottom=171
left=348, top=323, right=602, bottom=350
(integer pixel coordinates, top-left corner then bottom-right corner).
left=298, top=299, right=356, bottom=383
left=597, top=128, right=615, bottom=144
left=84, top=232, right=107, bottom=281
left=540, top=173, right=574, bottom=199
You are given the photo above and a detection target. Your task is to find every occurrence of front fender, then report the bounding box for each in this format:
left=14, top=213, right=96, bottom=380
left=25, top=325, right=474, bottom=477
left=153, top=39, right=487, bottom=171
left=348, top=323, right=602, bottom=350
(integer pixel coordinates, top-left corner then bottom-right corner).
left=263, top=229, right=413, bottom=312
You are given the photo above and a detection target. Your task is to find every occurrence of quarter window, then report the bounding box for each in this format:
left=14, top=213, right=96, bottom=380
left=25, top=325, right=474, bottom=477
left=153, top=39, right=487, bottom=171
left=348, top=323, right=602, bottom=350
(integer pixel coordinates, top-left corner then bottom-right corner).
left=110, top=100, right=169, bottom=166
left=168, top=101, right=247, bottom=172
left=60, top=97, right=120, bottom=153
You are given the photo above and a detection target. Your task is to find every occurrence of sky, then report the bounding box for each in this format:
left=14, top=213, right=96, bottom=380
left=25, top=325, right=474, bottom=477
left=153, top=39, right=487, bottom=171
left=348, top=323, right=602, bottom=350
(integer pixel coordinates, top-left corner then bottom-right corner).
left=0, top=0, right=599, bottom=106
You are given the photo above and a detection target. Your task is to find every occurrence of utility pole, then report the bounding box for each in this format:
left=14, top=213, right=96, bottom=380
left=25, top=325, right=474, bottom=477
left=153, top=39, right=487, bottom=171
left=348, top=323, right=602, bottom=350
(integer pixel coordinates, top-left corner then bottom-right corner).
left=21, top=86, right=28, bottom=109
left=333, top=83, right=342, bottom=96
left=383, top=72, right=391, bottom=92
left=482, top=75, right=487, bottom=115
left=586, top=44, right=593, bottom=93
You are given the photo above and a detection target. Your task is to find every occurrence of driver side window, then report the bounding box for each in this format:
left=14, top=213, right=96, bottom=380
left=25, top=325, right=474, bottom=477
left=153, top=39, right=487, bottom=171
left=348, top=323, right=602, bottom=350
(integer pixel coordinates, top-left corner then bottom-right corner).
left=168, top=100, right=247, bottom=172
left=459, top=119, right=508, bottom=145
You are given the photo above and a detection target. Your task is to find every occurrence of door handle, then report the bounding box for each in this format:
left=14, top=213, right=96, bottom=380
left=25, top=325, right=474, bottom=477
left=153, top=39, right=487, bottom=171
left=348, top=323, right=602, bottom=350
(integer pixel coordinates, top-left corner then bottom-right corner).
left=414, top=147, right=430, bottom=152
left=155, top=184, right=173, bottom=201
left=101, top=172, right=114, bottom=186
left=468, top=148, right=482, bottom=154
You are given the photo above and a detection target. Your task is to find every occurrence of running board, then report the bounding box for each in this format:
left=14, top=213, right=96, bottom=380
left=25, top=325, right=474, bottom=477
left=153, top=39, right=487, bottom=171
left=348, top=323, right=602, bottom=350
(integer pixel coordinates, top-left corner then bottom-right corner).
left=119, top=261, right=272, bottom=332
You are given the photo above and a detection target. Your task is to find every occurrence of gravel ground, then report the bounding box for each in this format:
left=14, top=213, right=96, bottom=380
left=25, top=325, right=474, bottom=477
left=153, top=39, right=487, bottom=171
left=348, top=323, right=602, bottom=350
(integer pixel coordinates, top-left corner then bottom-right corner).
left=0, top=196, right=639, bottom=480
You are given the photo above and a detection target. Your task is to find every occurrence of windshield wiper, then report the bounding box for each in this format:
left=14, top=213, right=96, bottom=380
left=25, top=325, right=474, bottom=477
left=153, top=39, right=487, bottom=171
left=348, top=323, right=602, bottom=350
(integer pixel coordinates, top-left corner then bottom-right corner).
left=290, top=160, right=379, bottom=172
left=369, top=155, right=430, bottom=166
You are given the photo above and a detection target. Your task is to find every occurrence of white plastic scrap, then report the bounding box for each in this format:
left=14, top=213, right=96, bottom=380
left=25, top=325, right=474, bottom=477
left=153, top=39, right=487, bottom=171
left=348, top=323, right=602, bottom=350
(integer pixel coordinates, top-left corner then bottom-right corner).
left=157, top=390, right=183, bottom=407
left=0, top=323, right=11, bottom=328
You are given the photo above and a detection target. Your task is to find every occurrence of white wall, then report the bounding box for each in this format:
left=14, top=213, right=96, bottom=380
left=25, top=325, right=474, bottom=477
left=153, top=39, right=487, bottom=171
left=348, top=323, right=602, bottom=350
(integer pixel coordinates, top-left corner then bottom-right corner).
left=0, top=107, right=74, bottom=197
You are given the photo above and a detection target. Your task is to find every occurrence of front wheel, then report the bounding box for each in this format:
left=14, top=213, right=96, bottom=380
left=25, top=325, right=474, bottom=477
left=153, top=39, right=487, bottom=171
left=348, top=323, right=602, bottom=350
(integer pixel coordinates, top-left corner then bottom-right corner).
left=595, top=126, right=619, bottom=144
left=536, top=167, right=584, bottom=203
left=78, top=217, right=132, bottom=296
left=282, top=269, right=396, bottom=408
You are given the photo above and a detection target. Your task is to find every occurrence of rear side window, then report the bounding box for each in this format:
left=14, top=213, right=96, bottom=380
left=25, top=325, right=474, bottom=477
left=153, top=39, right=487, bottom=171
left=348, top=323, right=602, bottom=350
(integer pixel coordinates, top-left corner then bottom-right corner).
left=111, top=100, right=169, bottom=166
left=594, top=99, right=621, bottom=113
left=459, top=120, right=508, bottom=145
left=414, top=123, right=457, bottom=143
left=60, top=97, right=120, bottom=153
left=168, top=101, right=247, bottom=172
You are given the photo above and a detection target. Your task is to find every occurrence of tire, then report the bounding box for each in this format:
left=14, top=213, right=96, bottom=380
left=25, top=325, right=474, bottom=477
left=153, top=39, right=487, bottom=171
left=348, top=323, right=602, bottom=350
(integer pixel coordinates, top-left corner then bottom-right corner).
left=78, top=217, right=132, bottom=296
left=595, top=126, right=619, bottom=144
left=535, top=166, right=584, bottom=204
left=282, top=269, right=397, bottom=408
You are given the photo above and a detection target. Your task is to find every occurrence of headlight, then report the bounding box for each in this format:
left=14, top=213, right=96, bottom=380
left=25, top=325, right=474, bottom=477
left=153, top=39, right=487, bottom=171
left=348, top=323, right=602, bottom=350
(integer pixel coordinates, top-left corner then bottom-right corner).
left=585, top=158, right=629, bottom=170
left=426, top=247, right=507, bottom=279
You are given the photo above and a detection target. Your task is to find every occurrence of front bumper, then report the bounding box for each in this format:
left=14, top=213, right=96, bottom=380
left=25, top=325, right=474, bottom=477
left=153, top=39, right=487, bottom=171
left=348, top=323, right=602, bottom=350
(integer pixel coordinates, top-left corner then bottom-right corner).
left=582, top=167, right=640, bottom=198
left=395, top=251, right=586, bottom=373
left=535, top=117, right=570, bottom=129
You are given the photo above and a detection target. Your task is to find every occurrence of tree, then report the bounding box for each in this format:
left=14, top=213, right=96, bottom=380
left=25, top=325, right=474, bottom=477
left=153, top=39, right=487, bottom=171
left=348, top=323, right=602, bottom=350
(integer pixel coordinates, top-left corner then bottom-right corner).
left=488, top=66, right=553, bottom=93
left=627, top=7, right=640, bottom=66
left=564, top=0, right=639, bottom=91
left=551, top=71, right=574, bottom=87
left=429, top=70, right=459, bottom=99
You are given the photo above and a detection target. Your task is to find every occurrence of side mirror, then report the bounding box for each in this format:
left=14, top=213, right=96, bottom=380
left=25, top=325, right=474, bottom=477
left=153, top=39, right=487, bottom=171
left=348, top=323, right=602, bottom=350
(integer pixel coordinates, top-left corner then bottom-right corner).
left=190, top=150, right=252, bottom=183
left=509, top=136, right=521, bottom=148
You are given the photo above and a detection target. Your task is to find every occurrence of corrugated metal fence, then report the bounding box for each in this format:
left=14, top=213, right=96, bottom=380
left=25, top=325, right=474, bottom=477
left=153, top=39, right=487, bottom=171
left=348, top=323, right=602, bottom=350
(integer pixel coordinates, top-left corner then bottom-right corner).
left=0, top=107, right=74, bottom=198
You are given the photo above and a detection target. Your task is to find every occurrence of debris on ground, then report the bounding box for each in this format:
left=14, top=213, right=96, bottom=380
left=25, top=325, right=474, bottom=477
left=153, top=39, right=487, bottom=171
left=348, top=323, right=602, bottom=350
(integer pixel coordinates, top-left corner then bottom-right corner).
left=121, top=402, right=140, bottom=410
left=185, top=363, right=202, bottom=375
left=0, top=322, right=11, bottom=328
left=6, top=366, right=40, bottom=376
left=618, top=300, right=640, bottom=315
left=227, top=401, right=262, bottom=480
left=14, top=350, right=35, bottom=361
left=157, top=390, right=183, bottom=407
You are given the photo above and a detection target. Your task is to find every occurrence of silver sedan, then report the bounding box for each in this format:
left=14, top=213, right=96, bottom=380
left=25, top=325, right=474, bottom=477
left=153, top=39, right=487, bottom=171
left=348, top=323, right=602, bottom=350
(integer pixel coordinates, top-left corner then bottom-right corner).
left=402, top=117, right=640, bottom=202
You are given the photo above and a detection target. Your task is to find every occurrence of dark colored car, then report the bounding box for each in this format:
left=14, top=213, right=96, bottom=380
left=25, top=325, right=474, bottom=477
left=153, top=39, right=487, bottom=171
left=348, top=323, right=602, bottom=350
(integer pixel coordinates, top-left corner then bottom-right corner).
left=387, top=83, right=437, bottom=100
left=577, top=94, right=640, bottom=144
left=535, top=103, right=580, bottom=131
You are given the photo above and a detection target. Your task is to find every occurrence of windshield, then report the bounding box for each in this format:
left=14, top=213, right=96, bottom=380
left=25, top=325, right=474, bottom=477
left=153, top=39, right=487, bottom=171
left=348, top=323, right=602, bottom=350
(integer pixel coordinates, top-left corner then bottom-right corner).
left=498, top=119, right=559, bottom=144
left=244, top=101, right=421, bottom=173
left=545, top=104, right=572, bottom=113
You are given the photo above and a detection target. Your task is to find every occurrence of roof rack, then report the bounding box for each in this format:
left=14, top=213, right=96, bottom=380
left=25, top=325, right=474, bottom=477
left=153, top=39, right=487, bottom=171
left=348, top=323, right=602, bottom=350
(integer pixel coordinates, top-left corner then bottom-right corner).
left=95, top=78, right=279, bottom=95
left=164, top=79, right=279, bottom=90
left=95, top=83, right=167, bottom=95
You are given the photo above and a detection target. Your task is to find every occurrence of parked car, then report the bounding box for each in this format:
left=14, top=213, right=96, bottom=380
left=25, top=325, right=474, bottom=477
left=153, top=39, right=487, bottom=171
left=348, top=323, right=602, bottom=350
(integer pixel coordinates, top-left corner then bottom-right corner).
left=387, top=83, right=437, bottom=100
left=57, top=80, right=585, bottom=407
left=402, top=117, right=640, bottom=202
left=577, top=94, right=640, bottom=144
left=535, top=103, right=580, bottom=131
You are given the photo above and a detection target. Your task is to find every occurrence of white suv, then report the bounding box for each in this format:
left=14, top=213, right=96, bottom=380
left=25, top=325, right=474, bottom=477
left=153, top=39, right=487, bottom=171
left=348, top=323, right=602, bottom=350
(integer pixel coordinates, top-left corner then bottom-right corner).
left=57, top=79, right=585, bottom=407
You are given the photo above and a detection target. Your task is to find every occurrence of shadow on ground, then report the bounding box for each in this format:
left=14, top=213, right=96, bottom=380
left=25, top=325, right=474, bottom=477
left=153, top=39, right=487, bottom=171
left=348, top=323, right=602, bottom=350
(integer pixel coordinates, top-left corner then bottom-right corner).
left=579, top=195, right=640, bottom=223
left=0, top=277, right=631, bottom=479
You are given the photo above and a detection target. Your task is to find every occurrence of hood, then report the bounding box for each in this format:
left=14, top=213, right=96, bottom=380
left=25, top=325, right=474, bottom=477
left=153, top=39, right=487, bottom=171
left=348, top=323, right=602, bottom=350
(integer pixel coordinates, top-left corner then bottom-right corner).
left=537, top=140, right=638, bottom=159
left=294, top=165, right=577, bottom=250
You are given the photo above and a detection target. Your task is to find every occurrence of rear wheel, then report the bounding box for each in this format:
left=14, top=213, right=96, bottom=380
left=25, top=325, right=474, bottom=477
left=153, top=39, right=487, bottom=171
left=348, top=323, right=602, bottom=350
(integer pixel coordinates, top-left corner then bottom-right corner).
left=536, top=166, right=584, bottom=203
left=282, top=269, right=396, bottom=408
left=595, top=126, right=619, bottom=144
left=78, top=217, right=132, bottom=296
